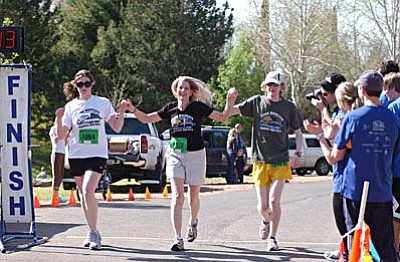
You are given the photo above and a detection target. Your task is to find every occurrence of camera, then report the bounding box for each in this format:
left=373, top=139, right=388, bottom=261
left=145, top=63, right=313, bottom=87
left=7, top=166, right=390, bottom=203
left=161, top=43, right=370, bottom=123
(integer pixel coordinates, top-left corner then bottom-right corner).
left=305, top=89, right=322, bottom=100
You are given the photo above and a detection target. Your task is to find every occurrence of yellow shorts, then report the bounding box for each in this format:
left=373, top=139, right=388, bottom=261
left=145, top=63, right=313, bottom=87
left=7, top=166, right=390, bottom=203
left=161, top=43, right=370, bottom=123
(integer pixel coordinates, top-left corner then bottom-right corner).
left=252, top=161, right=292, bottom=187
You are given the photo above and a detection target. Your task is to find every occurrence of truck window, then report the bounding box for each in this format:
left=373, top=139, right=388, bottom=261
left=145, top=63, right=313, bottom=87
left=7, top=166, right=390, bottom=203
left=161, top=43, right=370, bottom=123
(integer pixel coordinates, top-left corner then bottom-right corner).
left=288, top=137, right=296, bottom=150
left=105, top=118, right=150, bottom=135
left=213, top=131, right=227, bottom=149
left=306, top=138, right=320, bottom=148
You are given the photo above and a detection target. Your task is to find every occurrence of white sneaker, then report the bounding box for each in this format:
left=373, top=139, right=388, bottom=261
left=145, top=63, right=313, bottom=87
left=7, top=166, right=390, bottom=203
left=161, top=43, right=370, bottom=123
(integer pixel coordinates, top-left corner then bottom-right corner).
left=266, top=237, right=279, bottom=251
left=83, top=230, right=96, bottom=247
left=89, top=230, right=102, bottom=250
left=186, top=219, right=198, bottom=242
left=323, top=249, right=340, bottom=260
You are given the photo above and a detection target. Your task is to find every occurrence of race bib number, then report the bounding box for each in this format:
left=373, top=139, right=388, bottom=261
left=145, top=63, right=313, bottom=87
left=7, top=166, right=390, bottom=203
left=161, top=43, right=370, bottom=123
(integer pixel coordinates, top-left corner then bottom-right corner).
left=170, top=137, right=187, bottom=153
left=79, top=129, right=99, bottom=144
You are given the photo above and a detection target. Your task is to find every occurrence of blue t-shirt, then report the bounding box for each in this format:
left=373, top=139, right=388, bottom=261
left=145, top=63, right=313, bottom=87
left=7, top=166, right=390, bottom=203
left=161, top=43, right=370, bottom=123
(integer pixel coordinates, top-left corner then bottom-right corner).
left=334, top=105, right=399, bottom=202
left=380, top=91, right=392, bottom=107
left=388, top=98, right=400, bottom=178
left=332, top=109, right=345, bottom=193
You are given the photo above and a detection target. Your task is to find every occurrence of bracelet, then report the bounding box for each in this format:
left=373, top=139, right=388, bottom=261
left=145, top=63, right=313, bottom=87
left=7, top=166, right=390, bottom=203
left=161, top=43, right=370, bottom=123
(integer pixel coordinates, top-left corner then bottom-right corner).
left=316, top=132, right=324, bottom=140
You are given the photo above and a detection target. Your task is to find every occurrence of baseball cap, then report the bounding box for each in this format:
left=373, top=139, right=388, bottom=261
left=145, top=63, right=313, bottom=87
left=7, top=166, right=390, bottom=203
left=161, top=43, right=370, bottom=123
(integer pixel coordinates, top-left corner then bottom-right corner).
left=358, top=70, right=383, bottom=92
left=320, top=73, right=346, bottom=92
left=261, top=71, right=282, bottom=86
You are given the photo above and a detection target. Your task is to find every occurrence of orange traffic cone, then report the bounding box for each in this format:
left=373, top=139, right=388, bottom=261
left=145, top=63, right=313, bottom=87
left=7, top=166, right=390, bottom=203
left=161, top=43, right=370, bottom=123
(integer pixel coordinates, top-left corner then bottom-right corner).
left=106, top=188, right=113, bottom=202
left=162, top=185, right=168, bottom=198
left=350, top=227, right=362, bottom=262
left=50, top=190, right=60, bottom=207
left=128, top=187, right=135, bottom=201
left=145, top=186, right=151, bottom=200
left=68, top=189, right=77, bottom=206
left=34, top=195, right=41, bottom=208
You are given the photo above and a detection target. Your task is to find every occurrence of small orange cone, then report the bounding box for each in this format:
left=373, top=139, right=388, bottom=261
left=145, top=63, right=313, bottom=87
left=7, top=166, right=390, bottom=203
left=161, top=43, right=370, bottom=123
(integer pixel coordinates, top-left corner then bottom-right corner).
left=68, top=189, right=77, bottom=206
left=350, top=227, right=362, bottom=262
left=106, top=188, right=113, bottom=202
left=145, top=186, right=151, bottom=200
left=162, top=185, right=168, bottom=198
left=50, top=190, right=60, bottom=207
left=128, top=187, right=135, bottom=201
left=34, top=195, right=41, bottom=208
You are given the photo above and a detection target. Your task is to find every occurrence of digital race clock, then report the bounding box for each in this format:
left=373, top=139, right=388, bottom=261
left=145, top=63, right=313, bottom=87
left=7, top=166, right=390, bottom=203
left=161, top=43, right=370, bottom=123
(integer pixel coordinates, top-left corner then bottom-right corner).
left=0, top=27, right=24, bottom=53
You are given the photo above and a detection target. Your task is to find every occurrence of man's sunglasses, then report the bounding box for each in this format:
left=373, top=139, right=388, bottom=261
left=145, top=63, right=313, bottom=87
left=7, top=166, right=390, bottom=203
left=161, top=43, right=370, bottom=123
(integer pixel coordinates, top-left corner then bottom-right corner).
left=76, top=81, right=92, bottom=88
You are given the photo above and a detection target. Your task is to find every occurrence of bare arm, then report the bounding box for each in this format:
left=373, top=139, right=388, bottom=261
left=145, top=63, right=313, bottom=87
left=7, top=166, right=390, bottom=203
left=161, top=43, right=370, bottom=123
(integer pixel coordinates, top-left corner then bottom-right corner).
left=55, top=107, right=69, bottom=139
left=107, top=99, right=130, bottom=133
left=128, top=100, right=162, bottom=123
left=318, top=136, right=346, bottom=165
left=291, top=128, right=303, bottom=168
left=209, top=87, right=238, bottom=122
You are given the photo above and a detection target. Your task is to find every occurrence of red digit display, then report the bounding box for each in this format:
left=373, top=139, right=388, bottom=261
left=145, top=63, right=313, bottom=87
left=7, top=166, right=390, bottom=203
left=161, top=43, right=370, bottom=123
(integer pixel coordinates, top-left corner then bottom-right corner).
left=0, top=27, right=24, bottom=53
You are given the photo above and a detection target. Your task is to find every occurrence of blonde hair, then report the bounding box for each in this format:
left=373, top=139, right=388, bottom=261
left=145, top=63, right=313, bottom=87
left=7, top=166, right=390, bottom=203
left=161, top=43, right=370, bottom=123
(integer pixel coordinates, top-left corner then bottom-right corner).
left=228, top=128, right=237, bottom=137
left=335, top=81, right=361, bottom=111
left=383, top=72, right=400, bottom=92
left=171, top=76, right=213, bottom=105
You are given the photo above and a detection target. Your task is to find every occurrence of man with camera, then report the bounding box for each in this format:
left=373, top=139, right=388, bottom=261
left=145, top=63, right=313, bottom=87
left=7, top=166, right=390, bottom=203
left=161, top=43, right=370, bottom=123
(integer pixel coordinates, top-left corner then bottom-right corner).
left=307, top=73, right=346, bottom=125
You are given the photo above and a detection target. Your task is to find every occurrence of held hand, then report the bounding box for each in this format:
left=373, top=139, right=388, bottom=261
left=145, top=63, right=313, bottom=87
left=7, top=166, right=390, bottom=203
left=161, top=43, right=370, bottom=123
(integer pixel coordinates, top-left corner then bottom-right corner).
left=55, top=107, right=64, bottom=118
left=227, top=87, right=238, bottom=104
left=303, top=119, right=322, bottom=135
left=119, top=99, right=130, bottom=112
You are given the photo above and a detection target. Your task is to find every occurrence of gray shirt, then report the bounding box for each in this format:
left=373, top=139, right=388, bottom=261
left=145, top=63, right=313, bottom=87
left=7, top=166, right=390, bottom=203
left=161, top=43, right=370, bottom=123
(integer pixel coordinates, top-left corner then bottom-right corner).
left=238, top=95, right=302, bottom=164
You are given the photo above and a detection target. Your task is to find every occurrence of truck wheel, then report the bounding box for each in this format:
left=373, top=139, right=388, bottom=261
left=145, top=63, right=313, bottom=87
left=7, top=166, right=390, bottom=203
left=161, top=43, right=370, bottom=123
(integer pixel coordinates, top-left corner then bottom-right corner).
left=296, top=168, right=307, bottom=176
left=148, top=156, right=166, bottom=193
left=315, top=158, right=330, bottom=176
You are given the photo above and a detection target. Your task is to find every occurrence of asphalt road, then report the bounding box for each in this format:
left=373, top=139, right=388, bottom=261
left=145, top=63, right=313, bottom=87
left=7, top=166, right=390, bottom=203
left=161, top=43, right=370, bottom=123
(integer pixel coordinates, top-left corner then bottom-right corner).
left=1, top=175, right=339, bottom=261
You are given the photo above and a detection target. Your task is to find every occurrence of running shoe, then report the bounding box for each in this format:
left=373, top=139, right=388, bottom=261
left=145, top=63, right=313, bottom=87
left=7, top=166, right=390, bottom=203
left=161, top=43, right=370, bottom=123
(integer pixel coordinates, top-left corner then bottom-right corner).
left=259, top=220, right=270, bottom=240
left=83, top=230, right=97, bottom=247
left=266, top=237, right=279, bottom=251
left=186, top=219, right=198, bottom=242
left=89, top=230, right=102, bottom=250
left=323, top=249, right=340, bottom=260
left=170, top=238, right=184, bottom=251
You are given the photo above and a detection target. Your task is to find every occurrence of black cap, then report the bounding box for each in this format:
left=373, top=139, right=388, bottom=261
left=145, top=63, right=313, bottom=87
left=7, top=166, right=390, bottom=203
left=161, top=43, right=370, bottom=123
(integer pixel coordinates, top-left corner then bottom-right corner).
left=320, top=73, right=346, bottom=92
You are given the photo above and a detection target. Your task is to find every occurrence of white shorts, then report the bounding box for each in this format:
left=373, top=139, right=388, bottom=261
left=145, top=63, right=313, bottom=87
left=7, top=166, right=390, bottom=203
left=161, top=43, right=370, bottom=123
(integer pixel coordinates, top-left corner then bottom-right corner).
left=166, top=148, right=206, bottom=185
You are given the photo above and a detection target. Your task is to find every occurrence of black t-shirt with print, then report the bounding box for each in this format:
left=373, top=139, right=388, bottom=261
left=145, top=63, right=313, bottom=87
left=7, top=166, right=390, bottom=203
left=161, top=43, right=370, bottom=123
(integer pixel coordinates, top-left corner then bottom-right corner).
left=157, top=101, right=213, bottom=151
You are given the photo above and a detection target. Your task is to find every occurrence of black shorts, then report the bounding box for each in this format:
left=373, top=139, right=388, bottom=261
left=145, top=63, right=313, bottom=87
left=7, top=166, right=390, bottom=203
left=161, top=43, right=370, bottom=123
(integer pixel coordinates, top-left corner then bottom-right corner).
left=69, top=157, right=107, bottom=177
left=393, top=177, right=400, bottom=214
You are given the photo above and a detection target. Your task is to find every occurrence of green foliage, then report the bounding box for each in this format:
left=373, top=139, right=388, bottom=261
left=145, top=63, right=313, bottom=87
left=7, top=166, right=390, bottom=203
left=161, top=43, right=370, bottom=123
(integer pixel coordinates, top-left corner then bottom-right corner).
left=31, top=138, right=52, bottom=178
left=209, top=32, right=264, bottom=139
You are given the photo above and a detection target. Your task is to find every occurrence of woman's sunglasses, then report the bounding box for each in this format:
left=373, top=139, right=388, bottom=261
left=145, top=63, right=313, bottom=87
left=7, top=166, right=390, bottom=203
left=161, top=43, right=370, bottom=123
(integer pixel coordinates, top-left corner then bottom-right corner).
left=76, top=81, right=92, bottom=88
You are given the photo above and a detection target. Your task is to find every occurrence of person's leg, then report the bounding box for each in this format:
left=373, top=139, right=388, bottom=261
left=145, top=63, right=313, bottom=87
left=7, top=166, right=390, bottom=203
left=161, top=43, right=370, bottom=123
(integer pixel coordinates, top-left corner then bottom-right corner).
left=170, top=177, right=185, bottom=239
left=81, top=171, right=102, bottom=231
left=255, top=185, right=271, bottom=221
left=268, top=179, right=285, bottom=238
left=52, top=153, right=65, bottom=192
left=186, top=184, right=201, bottom=242
left=394, top=218, right=400, bottom=254
left=365, top=202, right=397, bottom=262
left=187, top=185, right=201, bottom=225
left=226, top=154, right=235, bottom=184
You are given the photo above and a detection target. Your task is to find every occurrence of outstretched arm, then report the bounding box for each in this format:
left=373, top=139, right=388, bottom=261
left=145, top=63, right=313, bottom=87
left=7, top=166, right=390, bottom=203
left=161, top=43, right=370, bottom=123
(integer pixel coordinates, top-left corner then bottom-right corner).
left=209, top=88, right=239, bottom=122
left=107, top=99, right=129, bottom=133
left=55, top=107, right=69, bottom=140
left=128, top=99, right=161, bottom=123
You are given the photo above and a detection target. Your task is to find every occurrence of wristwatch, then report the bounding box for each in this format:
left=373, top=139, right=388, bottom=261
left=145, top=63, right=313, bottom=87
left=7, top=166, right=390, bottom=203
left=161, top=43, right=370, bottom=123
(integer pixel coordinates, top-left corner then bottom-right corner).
left=294, top=151, right=302, bottom=157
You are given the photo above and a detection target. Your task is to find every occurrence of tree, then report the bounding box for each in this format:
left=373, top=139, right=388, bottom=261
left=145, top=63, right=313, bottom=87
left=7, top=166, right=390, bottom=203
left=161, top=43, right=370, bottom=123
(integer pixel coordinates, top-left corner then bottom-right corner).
left=209, top=31, right=264, bottom=136
left=0, top=0, right=59, bottom=139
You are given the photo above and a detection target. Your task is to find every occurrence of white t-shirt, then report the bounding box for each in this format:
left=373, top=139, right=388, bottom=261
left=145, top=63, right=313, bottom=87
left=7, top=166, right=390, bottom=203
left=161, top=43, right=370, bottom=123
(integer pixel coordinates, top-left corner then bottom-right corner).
left=62, top=95, right=116, bottom=159
left=49, top=125, right=66, bottom=154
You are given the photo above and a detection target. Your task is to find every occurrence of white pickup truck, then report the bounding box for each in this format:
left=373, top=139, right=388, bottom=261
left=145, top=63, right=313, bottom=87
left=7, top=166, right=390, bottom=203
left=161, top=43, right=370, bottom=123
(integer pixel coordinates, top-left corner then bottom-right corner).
left=63, top=113, right=166, bottom=193
left=246, top=133, right=331, bottom=176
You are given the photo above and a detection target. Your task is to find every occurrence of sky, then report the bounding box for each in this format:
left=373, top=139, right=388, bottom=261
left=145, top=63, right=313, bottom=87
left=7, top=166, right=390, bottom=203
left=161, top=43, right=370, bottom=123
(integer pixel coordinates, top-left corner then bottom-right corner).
left=216, top=0, right=257, bottom=24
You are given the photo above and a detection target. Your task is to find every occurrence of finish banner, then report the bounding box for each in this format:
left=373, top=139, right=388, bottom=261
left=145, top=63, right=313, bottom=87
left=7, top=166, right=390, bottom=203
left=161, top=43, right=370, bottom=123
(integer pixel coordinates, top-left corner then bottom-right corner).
left=0, top=65, right=33, bottom=223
